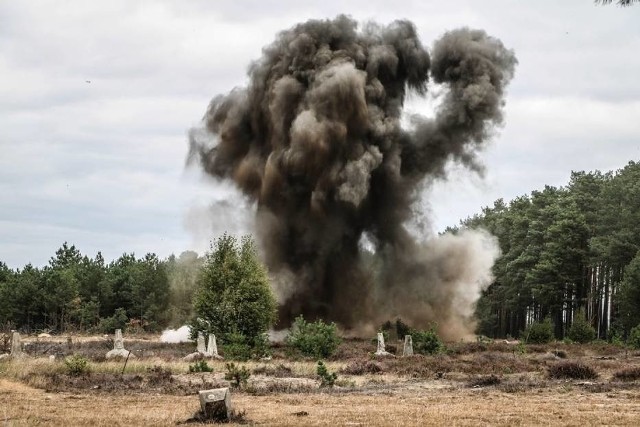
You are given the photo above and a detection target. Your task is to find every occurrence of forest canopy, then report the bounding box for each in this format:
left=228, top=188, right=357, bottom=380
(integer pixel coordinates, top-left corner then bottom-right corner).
left=453, top=161, right=640, bottom=340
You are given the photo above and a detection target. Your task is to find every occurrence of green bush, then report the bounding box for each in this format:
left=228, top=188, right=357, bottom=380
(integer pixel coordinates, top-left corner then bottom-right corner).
left=523, top=318, right=554, bottom=344
left=252, top=333, right=271, bottom=358
left=567, top=310, right=596, bottom=344
left=98, top=308, right=128, bottom=334
left=627, top=324, right=640, bottom=349
left=395, top=318, right=411, bottom=340
left=287, top=316, right=341, bottom=359
left=221, top=332, right=252, bottom=361
left=64, top=354, right=90, bottom=376
left=225, top=362, right=251, bottom=388
left=316, top=361, right=337, bottom=387
left=189, top=360, right=213, bottom=373
left=412, top=327, right=443, bottom=355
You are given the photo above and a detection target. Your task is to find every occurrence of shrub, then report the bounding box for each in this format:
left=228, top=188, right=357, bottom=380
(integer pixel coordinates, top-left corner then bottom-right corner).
left=64, top=354, right=90, bottom=376
left=221, top=332, right=252, bottom=361
left=287, top=316, right=341, bottom=359
left=613, top=367, right=640, bottom=382
left=523, top=318, right=554, bottom=344
left=98, top=308, right=128, bottom=334
left=552, top=349, right=567, bottom=359
left=567, top=310, right=596, bottom=344
left=252, top=333, right=271, bottom=358
left=252, top=364, right=293, bottom=378
left=395, top=318, right=411, bottom=340
left=627, top=324, right=640, bottom=349
left=225, top=362, right=251, bottom=388
left=412, top=327, right=443, bottom=355
left=316, top=361, right=337, bottom=387
left=340, top=360, right=383, bottom=375
left=189, top=360, right=213, bottom=373
left=468, top=374, right=501, bottom=387
left=548, top=361, right=598, bottom=380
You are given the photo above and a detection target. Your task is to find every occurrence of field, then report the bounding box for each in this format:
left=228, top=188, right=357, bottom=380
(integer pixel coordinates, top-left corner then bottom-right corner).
left=2, top=336, right=640, bottom=426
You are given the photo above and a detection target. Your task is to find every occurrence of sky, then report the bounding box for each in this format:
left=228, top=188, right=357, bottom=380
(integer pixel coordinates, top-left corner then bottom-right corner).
left=1, top=0, right=639, bottom=268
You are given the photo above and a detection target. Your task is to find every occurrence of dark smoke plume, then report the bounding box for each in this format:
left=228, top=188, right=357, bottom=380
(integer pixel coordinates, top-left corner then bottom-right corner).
left=189, top=15, right=516, bottom=339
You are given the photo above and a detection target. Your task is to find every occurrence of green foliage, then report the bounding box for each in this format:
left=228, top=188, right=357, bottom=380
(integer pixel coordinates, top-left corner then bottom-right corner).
left=64, top=354, right=90, bottom=376
left=188, top=360, right=213, bottom=373
left=523, top=318, right=554, bottom=344
left=619, top=252, right=640, bottom=333
left=252, top=333, right=271, bottom=358
left=165, top=251, right=203, bottom=326
left=221, top=332, right=252, bottom=361
left=627, top=324, right=640, bottom=349
left=395, top=318, right=411, bottom=340
left=98, top=308, right=128, bottom=333
left=316, top=361, right=337, bottom=387
left=467, top=163, right=640, bottom=340
left=224, top=362, right=251, bottom=388
left=567, top=310, right=596, bottom=344
left=411, top=327, right=443, bottom=355
left=191, top=234, right=277, bottom=347
left=287, top=315, right=341, bottom=359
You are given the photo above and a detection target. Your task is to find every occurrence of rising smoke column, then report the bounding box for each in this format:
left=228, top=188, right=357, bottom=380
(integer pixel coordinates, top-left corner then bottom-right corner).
left=189, top=16, right=516, bottom=338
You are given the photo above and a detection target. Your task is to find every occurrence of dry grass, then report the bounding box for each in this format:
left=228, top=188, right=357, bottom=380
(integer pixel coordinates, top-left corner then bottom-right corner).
left=3, top=336, right=640, bottom=425
left=3, top=378, right=640, bottom=426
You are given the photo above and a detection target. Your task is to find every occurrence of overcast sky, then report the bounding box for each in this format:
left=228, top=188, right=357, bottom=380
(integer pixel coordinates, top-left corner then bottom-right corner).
left=1, top=0, right=639, bottom=268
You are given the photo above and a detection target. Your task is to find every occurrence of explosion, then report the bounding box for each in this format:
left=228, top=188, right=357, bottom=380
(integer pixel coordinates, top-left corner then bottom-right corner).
left=189, top=15, right=516, bottom=339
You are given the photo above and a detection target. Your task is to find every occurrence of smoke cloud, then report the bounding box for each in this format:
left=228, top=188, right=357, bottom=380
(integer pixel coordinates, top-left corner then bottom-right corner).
left=188, top=16, right=516, bottom=339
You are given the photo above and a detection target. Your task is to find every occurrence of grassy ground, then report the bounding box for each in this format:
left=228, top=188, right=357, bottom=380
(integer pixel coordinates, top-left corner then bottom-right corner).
left=2, top=336, right=640, bottom=425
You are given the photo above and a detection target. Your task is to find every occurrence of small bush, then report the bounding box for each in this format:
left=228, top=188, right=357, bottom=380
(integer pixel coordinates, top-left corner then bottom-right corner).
left=613, top=367, right=640, bottom=382
left=98, top=308, right=128, bottom=334
left=395, top=318, right=411, bottom=340
left=548, top=361, right=598, bottom=380
left=412, top=328, right=443, bottom=355
left=468, top=374, right=501, bottom=387
left=523, top=318, right=554, bottom=344
left=252, top=364, right=293, bottom=378
left=222, top=333, right=252, bottom=361
left=340, top=360, right=383, bottom=375
left=225, top=362, right=251, bottom=388
left=287, top=316, right=341, bottom=359
left=189, top=360, right=213, bottom=373
left=552, top=349, right=567, bottom=359
left=567, top=311, right=596, bottom=344
left=252, top=333, right=271, bottom=358
left=64, top=354, right=90, bottom=376
left=147, top=365, right=172, bottom=384
left=316, top=361, right=337, bottom=387
left=627, top=324, right=640, bottom=349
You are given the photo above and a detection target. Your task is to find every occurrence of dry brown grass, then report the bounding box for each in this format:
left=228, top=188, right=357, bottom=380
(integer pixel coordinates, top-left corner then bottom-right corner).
left=3, top=378, right=640, bottom=426
left=3, top=337, right=640, bottom=425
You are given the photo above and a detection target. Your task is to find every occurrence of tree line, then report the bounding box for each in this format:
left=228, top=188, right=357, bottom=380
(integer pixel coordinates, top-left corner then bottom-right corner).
left=454, top=161, right=640, bottom=341
left=0, top=244, right=204, bottom=333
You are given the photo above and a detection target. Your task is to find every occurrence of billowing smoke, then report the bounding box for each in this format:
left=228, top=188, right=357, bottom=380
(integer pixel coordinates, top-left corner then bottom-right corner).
left=160, top=325, right=191, bottom=343
left=188, top=16, right=516, bottom=339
